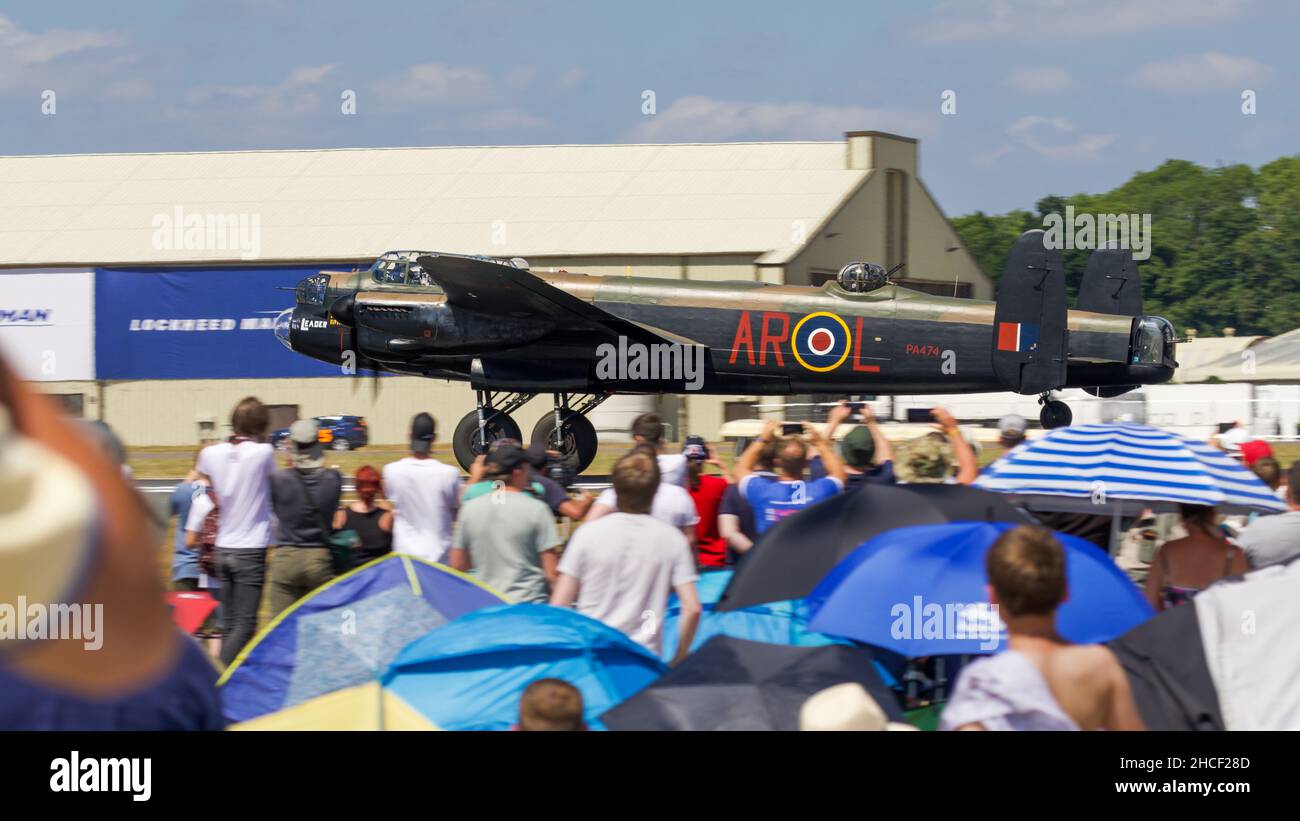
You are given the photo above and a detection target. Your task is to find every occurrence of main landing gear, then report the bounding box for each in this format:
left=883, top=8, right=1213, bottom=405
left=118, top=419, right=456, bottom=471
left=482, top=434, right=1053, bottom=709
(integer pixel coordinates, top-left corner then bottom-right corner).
left=451, top=390, right=609, bottom=474
left=1038, top=393, right=1073, bottom=430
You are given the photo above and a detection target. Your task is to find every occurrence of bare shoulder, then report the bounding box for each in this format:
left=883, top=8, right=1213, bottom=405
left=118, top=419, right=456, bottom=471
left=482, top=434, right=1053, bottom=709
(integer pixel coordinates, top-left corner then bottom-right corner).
left=1044, top=644, right=1124, bottom=684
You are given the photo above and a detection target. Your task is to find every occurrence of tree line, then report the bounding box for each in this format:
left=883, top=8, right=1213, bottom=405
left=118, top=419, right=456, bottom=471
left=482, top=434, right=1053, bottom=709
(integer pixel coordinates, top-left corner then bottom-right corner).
left=952, top=157, right=1300, bottom=337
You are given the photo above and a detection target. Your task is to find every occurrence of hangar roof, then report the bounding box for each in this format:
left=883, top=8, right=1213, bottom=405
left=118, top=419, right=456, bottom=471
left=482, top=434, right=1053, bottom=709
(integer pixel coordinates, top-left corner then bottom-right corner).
left=1180, top=328, right=1300, bottom=383
left=0, top=141, right=871, bottom=267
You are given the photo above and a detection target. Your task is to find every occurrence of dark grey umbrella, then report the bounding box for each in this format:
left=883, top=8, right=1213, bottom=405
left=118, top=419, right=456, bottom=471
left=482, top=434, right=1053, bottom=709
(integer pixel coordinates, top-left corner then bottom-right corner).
left=600, top=636, right=903, bottom=731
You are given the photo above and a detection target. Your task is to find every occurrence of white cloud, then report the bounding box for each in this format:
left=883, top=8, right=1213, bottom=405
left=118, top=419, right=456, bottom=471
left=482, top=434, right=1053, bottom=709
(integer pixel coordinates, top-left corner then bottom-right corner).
left=0, top=14, right=119, bottom=66
left=1006, top=115, right=1114, bottom=161
left=916, top=0, right=1252, bottom=43
left=0, top=14, right=126, bottom=93
left=1132, top=51, right=1273, bottom=92
left=379, top=61, right=495, bottom=107
left=183, top=64, right=337, bottom=117
left=628, top=96, right=936, bottom=142
left=1006, top=67, right=1072, bottom=94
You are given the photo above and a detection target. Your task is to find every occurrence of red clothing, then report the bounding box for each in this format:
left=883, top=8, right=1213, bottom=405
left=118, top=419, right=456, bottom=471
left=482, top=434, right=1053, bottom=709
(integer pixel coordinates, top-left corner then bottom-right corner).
left=688, top=474, right=730, bottom=568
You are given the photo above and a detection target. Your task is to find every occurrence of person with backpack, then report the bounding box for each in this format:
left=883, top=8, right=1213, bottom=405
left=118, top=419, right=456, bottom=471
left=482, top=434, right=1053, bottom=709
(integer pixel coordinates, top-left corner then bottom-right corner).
left=266, top=420, right=343, bottom=619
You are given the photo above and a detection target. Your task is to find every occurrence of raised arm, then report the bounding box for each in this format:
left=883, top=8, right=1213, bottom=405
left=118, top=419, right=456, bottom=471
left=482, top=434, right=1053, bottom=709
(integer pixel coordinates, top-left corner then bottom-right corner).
left=932, top=408, right=977, bottom=485
left=862, top=405, right=893, bottom=464
left=804, top=422, right=846, bottom=483
left=734, top=421, right=779, bottom=482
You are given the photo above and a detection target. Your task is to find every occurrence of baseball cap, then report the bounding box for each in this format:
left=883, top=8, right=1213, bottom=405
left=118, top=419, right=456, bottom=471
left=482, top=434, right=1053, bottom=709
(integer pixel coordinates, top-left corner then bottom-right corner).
left=485, top=443, right=545, bottom=473
left=409, top=412, right=435, bottom=454
left=289, top=419, right=324, bottom=468
left=997, top=414, right=1028, bottom=444
left=839, top=425, right=876, bottom=469
left=1239, top=439, right=1273, bottom=467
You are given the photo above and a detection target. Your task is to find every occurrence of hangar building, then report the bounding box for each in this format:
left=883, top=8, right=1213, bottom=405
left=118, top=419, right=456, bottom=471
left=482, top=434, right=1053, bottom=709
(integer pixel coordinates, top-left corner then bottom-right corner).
left=0, top=130, right=989, bottom=446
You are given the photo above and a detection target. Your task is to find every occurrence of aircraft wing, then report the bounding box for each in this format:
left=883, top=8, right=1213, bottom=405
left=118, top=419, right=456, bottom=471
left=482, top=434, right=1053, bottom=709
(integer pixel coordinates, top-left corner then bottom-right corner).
left=415, top=253, right=703, bottom=348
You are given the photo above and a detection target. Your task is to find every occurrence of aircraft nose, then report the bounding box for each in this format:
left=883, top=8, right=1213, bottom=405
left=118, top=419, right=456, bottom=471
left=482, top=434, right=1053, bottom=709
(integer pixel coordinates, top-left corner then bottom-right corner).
left=274, top=308, right=295, bottom=351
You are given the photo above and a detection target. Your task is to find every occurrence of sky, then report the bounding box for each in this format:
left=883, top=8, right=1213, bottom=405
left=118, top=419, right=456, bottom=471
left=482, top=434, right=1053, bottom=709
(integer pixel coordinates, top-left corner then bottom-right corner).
left=1, top=0, right=1295, bottom=215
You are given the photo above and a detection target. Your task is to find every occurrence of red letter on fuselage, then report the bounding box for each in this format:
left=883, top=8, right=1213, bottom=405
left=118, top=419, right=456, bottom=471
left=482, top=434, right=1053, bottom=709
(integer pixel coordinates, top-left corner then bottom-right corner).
left=729, top=311, right=755, bottom=365
left=759, top=312, right=789, bottom=367
left=852, top=316, right=882, bottom=373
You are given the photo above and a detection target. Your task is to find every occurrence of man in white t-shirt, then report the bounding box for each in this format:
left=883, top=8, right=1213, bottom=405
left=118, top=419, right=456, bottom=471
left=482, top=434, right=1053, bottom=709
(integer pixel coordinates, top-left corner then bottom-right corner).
left=382, top=412, right=462, bottom=563
left=552, top=451, right=701, bottom=664
left=195, top=397, right=276, bottom=666
left=583, top=443, right=698, bottom=550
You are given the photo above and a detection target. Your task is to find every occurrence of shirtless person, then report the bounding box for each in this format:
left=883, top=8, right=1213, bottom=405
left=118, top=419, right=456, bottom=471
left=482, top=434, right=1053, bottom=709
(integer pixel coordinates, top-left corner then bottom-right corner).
left=941, top=525, right=1145, bottom=731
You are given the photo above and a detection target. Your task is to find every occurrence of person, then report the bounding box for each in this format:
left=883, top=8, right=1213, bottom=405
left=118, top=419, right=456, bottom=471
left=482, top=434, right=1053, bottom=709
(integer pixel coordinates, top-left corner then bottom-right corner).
left=811, top=402, right=896, bottom=488
left=1143, top=504, right=1248, bottom=611
left=630, top=412, right=687, bottom=487
left=168, top=451, right=206, bottom=594
left=733, top=420, right=846, bottom=535
left=683, top=436, right=730, bottom=568
left=1250, top=456, right=1283, bottom=498
left=197, top=396, right=276, bottom=666
left=996, top=413, right=1028, bottom=452
left=940, top=526, right=1145, bottom=731
left=267, top=420, right=344, bottom=619
left=382, top=412, right=462, bottom=563
left=333, top=465, right=393, bottom=565
left=584, top=444, right=699, bottom=544
left=515, top=678, right=587, bottom=731
left=718, top=439, right=776, bottom=558
left=449, top=444, right=562, bottom=603
left=552, top=451, right=701, bottom=664
left=1236, top=461, right=1300, bottom=569
left=896, top=408, right=978, bottom=485
left=463, top=439, right=592, bottom=521
left=0, top=355, right=223, bottom=730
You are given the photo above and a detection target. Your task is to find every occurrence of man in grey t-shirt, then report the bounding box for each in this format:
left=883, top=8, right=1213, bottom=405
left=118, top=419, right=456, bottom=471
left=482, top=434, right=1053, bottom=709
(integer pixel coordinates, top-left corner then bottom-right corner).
left=449, top=444, right=561, bottom=603
left=1237, top=462, right=1300, bottom=569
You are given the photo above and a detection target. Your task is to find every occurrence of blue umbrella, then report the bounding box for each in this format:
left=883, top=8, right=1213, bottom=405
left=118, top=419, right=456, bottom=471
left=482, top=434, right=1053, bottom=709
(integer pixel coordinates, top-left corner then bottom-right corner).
left=382, top=604, right=666, bottom=730
left=806, top=522, right=1154, bottom=657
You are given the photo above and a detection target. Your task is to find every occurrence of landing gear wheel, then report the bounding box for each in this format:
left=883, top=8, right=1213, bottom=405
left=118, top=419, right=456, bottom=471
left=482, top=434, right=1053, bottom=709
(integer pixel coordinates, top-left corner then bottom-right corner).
left=1039, top=400, right=1072, bottom=430
left=531, top=411, right=598, bottom=476
left=452, top=409, right=522, bottom=470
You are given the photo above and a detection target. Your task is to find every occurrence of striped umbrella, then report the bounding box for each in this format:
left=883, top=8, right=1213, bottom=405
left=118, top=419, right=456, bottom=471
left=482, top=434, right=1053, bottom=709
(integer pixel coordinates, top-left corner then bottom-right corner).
left=976, top=422, right=1286, bottom=516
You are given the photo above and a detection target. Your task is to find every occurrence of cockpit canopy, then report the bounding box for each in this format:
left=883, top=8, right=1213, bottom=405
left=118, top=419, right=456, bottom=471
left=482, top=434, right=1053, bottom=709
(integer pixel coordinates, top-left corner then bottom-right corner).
left=837, top=261, right=889, bottom=294
left=368, top=250, right=530, bottom=286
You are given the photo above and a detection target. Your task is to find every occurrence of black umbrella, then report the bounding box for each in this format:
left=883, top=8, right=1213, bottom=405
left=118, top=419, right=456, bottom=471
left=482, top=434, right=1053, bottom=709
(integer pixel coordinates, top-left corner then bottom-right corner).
left=600, top=636, right=902, bottom=731
left=1108, top=602, right=1223, bottom=731
left=718, top=482, right=1036, bottom=612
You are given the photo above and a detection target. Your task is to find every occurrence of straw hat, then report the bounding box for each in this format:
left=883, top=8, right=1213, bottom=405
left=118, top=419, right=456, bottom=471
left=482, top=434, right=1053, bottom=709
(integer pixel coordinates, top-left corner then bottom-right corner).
left=799, top=683, right=919, bottom=731
left=0, top=406, right=99, bottom=609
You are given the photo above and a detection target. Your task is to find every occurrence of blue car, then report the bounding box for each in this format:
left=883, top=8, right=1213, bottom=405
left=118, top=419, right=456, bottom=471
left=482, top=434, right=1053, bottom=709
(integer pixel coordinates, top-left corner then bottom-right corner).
left=271, top=415, right=369, bottom=452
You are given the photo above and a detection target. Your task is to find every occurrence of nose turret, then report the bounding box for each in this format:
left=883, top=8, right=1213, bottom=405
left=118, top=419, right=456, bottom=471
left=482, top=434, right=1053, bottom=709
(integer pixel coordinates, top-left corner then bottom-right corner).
left=274, top=308, right=295, bottom=351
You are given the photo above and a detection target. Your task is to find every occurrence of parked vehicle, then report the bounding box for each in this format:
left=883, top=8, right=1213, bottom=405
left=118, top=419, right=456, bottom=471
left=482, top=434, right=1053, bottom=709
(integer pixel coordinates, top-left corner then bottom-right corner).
left=271, top=415, right=369, bottom=451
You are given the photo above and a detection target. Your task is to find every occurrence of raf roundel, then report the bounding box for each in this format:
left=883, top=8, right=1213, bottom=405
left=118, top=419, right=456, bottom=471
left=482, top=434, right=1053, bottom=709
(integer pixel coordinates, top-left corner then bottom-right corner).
left=791, top=311, right=851, bottom=372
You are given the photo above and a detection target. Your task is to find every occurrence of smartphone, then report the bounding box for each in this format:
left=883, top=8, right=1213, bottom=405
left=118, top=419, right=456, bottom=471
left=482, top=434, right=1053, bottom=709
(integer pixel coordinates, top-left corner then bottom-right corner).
left=846, top=401, right=865, bottom=413
left=781, top=422, right=804, bottom=436
left=906, top=408, right=933, bottom=424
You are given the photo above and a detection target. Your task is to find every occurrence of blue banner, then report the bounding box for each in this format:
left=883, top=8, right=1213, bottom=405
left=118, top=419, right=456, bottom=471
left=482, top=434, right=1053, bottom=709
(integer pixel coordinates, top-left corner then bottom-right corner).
left=95, top=266, right=348, bottom=379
